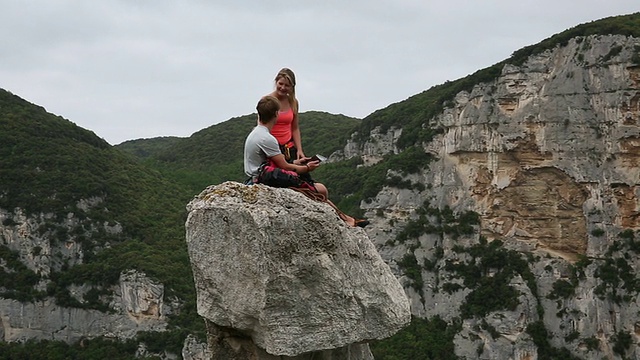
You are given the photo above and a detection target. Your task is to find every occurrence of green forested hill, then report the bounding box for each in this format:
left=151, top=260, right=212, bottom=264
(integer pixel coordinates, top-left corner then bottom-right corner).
left=113, top=136, right=184, bottom=159
left=0, top=89, right=201, bottom=356
left=0, top=90, right=189, bottom=231
left=117, top=111, right=361, bottom=196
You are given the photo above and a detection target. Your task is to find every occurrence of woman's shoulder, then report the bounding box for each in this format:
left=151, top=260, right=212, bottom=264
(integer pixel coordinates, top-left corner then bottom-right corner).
left=265, top=92, right=294, bottom=111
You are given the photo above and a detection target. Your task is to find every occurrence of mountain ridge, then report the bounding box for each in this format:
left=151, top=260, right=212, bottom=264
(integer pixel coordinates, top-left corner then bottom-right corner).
left=116, top=110, right=361, bottom=196
left=1, top=12, right=639, bottom=359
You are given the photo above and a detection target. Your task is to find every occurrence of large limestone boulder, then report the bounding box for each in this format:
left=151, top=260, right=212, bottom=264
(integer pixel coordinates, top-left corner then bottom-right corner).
left=185, top=181, right=410, bottom=358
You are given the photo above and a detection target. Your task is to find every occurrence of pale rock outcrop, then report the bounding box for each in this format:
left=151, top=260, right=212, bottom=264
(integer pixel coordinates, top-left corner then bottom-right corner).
left=118, top=270, right=165, bottom=320
left=336, top=127, right=403, bottom=167
left=185, top=181, right=410, bottom=358
left=0, top=208, right=82, bottom=276
left=0, top=270, right=167, bottom=343
left=0, top=203, right=121, bottom=277
left=182, top=334, right=213, bottom=360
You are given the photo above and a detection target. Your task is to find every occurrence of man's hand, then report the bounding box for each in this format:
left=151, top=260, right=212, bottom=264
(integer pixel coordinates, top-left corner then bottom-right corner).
left=287, top=155, right=318, bottom=172
left=306, top=160, right=320, bottom=171
left=294, top=156, right=312, bottom=165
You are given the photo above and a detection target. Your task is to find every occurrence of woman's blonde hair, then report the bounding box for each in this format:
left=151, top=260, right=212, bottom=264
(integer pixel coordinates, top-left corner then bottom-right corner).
left=275, top=68, right=298, bottom=114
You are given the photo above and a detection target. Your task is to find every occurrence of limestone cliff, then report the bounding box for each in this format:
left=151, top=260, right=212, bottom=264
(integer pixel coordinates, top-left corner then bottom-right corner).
left=185, top=182, right=411, bottom=359
left=0, top=269, right=167, bottom=342
left=0, top=204, right=212, bottom=357
left=345, top=34, right=640, bottom=359
left=0, top=196, right=175, bottom=344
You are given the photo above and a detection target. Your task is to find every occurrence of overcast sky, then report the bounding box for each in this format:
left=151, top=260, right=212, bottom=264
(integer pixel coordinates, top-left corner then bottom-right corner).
left=1, top=1, right=638, bottom=145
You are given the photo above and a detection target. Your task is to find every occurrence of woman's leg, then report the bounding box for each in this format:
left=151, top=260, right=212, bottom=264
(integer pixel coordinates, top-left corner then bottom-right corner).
left=314, top=182, right=364, bottom=227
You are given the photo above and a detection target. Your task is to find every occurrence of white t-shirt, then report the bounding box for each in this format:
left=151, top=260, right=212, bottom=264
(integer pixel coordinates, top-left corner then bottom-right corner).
left=244, top=125, right=282, bottom=177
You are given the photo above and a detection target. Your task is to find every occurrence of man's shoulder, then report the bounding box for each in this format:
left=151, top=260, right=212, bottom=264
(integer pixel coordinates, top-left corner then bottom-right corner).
left=251, top=125, right=269, bottom=136
left=247, top=126, right=276, bottom=143
left=247, top=125, right=265, bottom=137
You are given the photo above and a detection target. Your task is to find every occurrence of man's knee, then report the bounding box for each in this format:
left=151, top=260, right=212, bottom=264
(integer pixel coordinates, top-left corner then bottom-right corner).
left=315, top=182, right=328, bottom=197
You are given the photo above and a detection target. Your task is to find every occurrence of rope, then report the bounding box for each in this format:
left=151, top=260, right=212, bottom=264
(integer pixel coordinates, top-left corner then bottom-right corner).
left=289, top=187, right=350, bottom=222
left=290, top=186, right=326, bottom=202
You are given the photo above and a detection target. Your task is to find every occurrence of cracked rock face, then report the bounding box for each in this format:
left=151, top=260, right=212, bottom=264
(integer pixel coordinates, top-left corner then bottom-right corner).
left=356, top=35, right=639, bottom=261
left=347, top=34, right=640, bottom=359
left=185, top=182, right=410, bottom=358
left=432, top=36, right=640, bottom=260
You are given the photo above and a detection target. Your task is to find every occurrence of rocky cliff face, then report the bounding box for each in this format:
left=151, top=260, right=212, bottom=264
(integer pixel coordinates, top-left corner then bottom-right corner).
left=185, top=182, right=410, bottom=359
left=345, top=34, right=640, bottom=359
left=0, top=204, right=115, bottom=277
left=0, top=269, right=168, bottom=343
left=0, top=197, right=175, bottom=344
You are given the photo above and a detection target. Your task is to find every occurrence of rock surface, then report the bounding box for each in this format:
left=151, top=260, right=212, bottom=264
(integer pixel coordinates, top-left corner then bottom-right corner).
left=0, top=270, right=167, bottom=343
left=185, top=182, right=410, bottom=357
left=203, top=320, right=374, bottom=360
left=347, top=34, right=640, bottom=359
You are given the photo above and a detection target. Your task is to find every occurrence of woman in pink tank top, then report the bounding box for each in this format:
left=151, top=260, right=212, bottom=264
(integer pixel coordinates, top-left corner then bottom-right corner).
left=267, top=68, right=305, bottom=162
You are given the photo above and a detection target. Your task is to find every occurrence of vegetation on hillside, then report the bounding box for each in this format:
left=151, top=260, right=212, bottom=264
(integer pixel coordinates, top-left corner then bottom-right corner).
left=0, top=89, right=203, bottom=355
left=117, top=111, right=360, bottom=197
left=371, top=316, right=461, bottom=360
left=116, top=136, right=184, bottom=158
left=312, top=146, right=435, bottom=216
left=0, top=338, right=140, bottom=360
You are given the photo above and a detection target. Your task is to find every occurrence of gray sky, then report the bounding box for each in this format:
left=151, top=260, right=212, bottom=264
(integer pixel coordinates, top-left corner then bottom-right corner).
left=2, top=1, right=638, bottom=145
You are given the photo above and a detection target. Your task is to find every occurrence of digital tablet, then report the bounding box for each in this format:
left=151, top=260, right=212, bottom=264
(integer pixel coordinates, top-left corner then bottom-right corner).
left=310, top=154, right=327, bottom=162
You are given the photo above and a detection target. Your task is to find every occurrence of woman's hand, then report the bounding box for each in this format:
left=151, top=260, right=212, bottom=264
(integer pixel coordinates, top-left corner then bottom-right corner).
left=294, top=156, right=312, bottom=165
left=296, top=151, right=306, bottom=161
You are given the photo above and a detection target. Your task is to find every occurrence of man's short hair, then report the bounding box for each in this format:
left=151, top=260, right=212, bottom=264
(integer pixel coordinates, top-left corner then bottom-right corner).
left=256, top=96, right=280, bottom=124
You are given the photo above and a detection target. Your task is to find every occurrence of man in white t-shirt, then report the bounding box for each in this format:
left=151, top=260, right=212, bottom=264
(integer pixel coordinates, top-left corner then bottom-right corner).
left=242, top=95, right=369, bottom=228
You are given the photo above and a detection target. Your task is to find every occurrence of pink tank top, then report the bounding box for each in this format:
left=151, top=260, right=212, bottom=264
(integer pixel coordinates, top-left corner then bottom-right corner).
left=271, top=108, right=294, bottom=145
